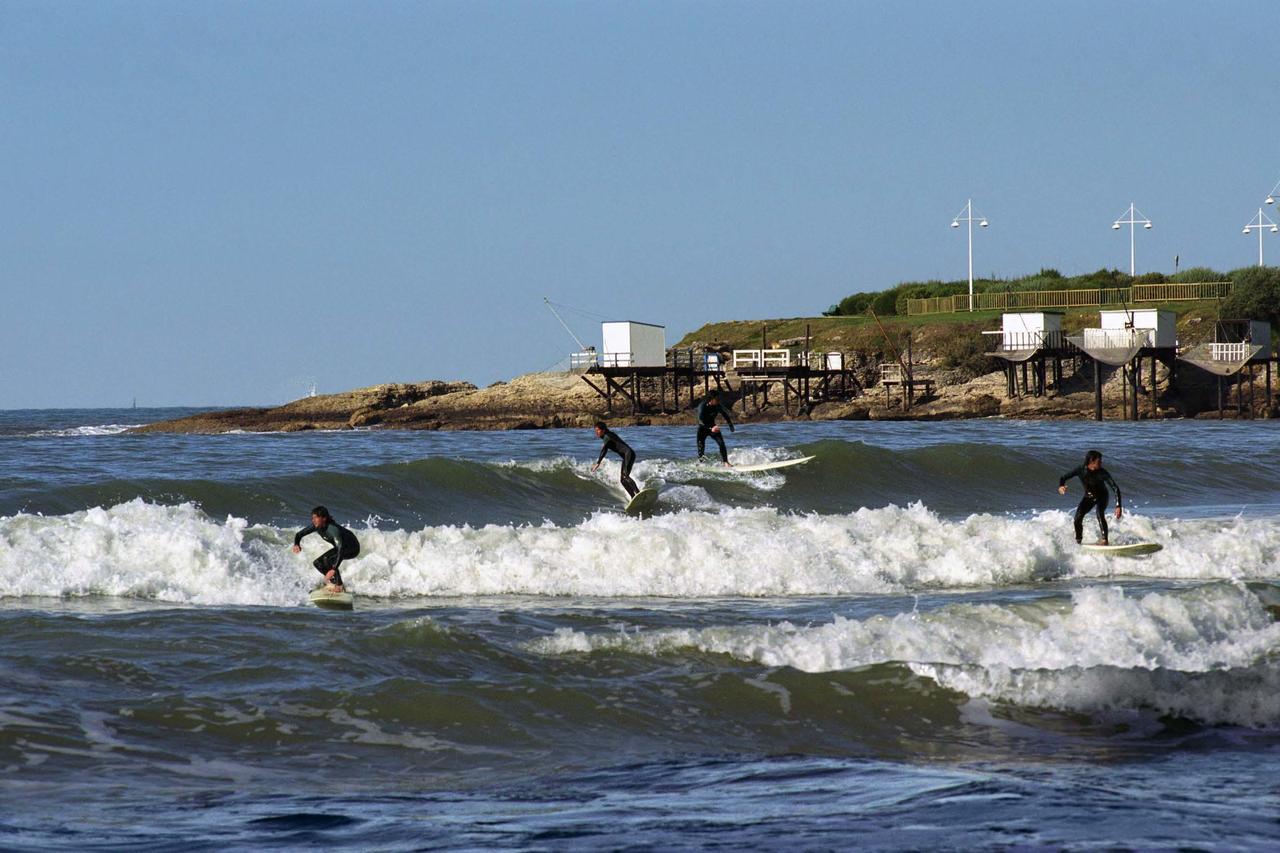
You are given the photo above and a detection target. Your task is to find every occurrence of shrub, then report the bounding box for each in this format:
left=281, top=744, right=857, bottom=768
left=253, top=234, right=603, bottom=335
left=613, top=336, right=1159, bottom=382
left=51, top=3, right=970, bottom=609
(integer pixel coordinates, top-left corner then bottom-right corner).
left=1171, top=266, right=1225, bottom=283
left=932, top=326, right=993, bottom=382
left=1222, top=266, right=1280, bottom=326
left=828, top=291, right=875, bottom=316
left=871, top=288, right=900, bottom=316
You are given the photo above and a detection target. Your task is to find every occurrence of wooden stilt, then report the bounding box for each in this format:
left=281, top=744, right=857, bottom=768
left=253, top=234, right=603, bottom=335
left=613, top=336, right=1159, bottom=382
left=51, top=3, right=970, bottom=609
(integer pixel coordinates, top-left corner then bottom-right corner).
left=1094, top=360, right=1103, bottom=421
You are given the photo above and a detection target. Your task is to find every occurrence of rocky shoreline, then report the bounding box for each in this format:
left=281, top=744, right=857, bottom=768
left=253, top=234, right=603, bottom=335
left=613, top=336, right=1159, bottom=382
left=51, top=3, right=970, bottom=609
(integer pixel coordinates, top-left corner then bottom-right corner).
left=131, top=359, right=1276, bottom=435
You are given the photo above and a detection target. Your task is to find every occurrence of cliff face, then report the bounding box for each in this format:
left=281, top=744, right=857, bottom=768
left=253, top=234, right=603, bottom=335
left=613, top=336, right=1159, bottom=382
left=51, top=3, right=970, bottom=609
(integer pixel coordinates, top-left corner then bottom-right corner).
left=130, top=374, right=617, bottom=434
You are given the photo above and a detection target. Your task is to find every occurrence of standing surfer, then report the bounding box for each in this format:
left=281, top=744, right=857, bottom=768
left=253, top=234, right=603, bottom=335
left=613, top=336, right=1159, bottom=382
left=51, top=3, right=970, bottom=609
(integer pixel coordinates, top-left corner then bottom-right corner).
left=292, top=506, right=360, bottom=592
left=1058, top=450, right=1123, bottom=545
left=592, top=421, right=639, bottom=498
left=695, top=389, right=735, bottom=466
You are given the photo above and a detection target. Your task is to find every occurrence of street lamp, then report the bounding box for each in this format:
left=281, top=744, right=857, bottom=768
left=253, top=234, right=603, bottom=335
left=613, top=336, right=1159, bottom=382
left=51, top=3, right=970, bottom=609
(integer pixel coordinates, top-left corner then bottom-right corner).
left=1111, top=203, right=1152, bottom=277
left=950, top=198, right=988, bottom=312
left=1264, top=176, right=1280, bottom=206
left=1242, top=207, right=1278, bottom=266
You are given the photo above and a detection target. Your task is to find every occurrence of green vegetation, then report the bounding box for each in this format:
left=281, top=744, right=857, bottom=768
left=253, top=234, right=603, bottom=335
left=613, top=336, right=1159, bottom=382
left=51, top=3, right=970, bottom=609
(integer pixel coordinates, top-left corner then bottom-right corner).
left=1222, top=266, right=1280, bottom=326
left=675, top=300, right=1228, bottom=360
left=824, top=265, right=1247, bottom=317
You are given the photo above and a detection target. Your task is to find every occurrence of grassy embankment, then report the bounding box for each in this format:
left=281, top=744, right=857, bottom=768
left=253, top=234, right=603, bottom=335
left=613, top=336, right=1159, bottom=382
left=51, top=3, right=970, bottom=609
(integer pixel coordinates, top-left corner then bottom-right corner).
left=675, top=298, right=1213, bottom=356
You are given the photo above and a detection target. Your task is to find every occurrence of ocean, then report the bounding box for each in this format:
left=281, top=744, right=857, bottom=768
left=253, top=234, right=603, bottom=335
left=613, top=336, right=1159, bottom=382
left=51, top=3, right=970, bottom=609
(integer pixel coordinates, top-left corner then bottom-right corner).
left=1, top=409, right=1278, bottom=850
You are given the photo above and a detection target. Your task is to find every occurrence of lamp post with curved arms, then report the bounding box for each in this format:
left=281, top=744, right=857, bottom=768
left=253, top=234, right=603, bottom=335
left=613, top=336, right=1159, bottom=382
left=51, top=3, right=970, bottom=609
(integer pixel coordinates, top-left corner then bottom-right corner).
left=950, top=199, right=988, bottom=312
left=1242, top=208, right=1278, bottom=266
left=1111, top=203, right=1152, bottom=277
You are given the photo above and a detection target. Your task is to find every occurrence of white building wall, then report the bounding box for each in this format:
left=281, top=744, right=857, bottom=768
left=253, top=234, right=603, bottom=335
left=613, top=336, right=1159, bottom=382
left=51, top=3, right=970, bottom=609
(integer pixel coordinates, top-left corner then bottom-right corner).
left=601, top=321, right=666, bottom=368
left=1001, top=312, right=1062, bottom=348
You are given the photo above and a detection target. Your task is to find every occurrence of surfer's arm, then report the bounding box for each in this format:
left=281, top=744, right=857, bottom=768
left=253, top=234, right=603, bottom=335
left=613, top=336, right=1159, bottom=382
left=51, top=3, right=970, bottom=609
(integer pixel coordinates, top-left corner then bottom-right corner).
left=596, top=441, right=610, bottom=465
left=293, top=525, right=315, bottom=547
left=1058, top=466, right=1082, bottom=488
left=1104, top=471, right=1122, bottom=507
left=720, top=405, right=735, bottom=431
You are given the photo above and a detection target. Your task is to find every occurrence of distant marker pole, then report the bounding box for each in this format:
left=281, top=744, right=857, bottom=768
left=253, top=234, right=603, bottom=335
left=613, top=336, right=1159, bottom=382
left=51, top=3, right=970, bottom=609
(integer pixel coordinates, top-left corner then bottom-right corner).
left=951, top=199, right=988, bottom=311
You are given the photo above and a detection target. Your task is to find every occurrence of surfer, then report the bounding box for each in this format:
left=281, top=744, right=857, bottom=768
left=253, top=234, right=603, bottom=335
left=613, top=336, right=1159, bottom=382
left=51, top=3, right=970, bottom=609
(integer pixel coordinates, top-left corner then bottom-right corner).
left=592, top=421, right=639, bottom=498
left=292, top=506, right=360, bottom=592
left=695, top=389, right=735, bottom=466
left=1058, top=450, right=1123, bottom=545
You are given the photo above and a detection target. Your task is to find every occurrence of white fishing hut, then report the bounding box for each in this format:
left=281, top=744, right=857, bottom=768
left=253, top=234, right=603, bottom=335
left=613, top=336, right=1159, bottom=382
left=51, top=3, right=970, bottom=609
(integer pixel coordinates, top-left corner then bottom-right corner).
left=601, top=321, right=666, bottom=368
left=1092, top=308, right=1176, bottom=348
left=999, top=311, right=1064, bottom=351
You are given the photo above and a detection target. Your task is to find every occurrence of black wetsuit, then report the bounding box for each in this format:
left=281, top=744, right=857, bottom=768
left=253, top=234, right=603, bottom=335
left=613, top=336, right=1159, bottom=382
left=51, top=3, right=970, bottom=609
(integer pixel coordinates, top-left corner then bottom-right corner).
left=1059, top=465, right=1122, bottom=544
left=295, top=520, right=360, bottom=586
left=695, top=399, right=735, bottom=463
left=597, top=429, right=638, bottom=498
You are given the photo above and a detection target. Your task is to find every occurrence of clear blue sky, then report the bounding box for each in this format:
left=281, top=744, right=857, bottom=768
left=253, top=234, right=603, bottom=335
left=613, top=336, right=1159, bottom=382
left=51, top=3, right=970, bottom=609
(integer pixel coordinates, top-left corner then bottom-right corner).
left=3, top=1, right=1278, bottom=407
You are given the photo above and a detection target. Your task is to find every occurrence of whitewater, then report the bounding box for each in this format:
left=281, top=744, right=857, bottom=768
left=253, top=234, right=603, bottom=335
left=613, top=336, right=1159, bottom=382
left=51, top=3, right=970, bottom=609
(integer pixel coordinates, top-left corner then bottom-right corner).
left=2, top=409, right=1278, bottom=849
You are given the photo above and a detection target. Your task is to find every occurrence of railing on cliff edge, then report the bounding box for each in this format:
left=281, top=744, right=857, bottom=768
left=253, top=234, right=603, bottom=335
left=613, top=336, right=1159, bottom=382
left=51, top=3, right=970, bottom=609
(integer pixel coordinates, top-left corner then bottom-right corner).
left=904, top=281, right=1231, bottom=316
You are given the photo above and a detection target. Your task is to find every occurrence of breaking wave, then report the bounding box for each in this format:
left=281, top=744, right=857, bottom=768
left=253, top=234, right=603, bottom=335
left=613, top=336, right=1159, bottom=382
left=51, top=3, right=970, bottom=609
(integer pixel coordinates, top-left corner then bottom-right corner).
left=531, top=583, right=1280, bottom=727
left=2, top=499, right=1278, bottom=605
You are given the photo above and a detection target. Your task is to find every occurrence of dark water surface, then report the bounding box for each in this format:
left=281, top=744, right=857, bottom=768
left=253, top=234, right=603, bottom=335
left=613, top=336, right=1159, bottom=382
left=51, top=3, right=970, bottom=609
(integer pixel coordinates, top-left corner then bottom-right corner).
left=2, top=410, right=1278, bottom=849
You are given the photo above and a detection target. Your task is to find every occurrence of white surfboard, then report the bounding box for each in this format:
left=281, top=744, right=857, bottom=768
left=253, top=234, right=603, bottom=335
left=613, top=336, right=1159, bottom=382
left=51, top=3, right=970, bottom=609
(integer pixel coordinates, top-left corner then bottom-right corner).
left=309, top=587, right=355, bottom=610
left=726, top=455, right=816, bottom=474
left=1080, top=542, right=1162, bottom=557
left=624, top=487, right=660, bottom=516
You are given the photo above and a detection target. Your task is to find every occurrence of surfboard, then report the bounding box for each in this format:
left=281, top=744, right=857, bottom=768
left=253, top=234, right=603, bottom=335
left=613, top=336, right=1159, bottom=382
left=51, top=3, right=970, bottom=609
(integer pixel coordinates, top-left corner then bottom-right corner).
left=726, top=455, right=816, bottom=474
left=624, top=487, right=660, bottom=516
left=1080, top=542, right=1162, bottom=557
left=309, top=587, right=354, bottom=610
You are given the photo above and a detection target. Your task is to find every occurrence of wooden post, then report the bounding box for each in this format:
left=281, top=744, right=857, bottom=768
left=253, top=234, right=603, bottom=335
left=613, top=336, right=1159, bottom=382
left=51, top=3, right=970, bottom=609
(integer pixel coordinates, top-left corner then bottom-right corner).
left=804, top=323, right=812, bottom=405
left=1267, top=356, right=1273, bottom=409
left=1250, top=363, right=1256, bottom=417
left=783, top=378, right=790, bottom=415
left=1131, top=359, right=1139, bottom=421
left=1218, top=375, right=1224, bottom=420
left=1120, top=364, right=1128, bottom=419
left=1150, top=354, right=1157, bottom=418
left=1094, top=360, right=1103, bottom=421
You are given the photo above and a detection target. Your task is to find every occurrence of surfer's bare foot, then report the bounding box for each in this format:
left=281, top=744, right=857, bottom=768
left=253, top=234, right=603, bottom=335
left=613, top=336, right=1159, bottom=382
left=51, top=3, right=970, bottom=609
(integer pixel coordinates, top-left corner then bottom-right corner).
left=1096, top=538, right=1109, bottom=546
left=327, top=583, right=344, bottom=593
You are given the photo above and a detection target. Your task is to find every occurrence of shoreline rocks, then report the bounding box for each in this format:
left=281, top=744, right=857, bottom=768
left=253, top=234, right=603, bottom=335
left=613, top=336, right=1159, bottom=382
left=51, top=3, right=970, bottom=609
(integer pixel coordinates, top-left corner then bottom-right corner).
left=131, top=363, right=1278, bottom=435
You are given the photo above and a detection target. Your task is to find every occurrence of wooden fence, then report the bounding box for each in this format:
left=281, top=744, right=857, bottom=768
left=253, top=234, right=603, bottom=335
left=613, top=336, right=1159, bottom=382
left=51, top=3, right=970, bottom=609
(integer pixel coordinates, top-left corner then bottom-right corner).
left=905, top=281, right=1230, bottom=316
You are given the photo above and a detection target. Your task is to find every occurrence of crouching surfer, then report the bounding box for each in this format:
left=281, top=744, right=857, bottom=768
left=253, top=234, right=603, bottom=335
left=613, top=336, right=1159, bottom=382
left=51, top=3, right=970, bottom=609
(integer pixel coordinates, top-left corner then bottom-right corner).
left=1058, top=450, right=1122, bottom=545
left=292, top=505, right=360, bottom=591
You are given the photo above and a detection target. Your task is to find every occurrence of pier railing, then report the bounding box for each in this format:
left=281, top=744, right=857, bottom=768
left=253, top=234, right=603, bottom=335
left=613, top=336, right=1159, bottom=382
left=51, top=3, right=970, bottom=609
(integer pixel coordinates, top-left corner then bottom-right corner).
left=906, top=281, right=1230, bottom=316
left=984, top=329, right=1077, bottom=352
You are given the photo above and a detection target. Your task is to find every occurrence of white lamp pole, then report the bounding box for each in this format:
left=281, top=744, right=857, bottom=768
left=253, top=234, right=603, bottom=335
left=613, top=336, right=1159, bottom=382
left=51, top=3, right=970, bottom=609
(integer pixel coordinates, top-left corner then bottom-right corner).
left=1242, top=208, right=1278, bottom=266
left=950, top=199, right=988, bottom=311
left=1111, top=203, right=1152, bottom=276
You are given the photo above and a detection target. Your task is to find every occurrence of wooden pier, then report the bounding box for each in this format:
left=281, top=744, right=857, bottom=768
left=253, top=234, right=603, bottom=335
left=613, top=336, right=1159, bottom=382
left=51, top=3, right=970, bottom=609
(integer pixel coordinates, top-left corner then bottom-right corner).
left=577, top=347, right=863, bottom=417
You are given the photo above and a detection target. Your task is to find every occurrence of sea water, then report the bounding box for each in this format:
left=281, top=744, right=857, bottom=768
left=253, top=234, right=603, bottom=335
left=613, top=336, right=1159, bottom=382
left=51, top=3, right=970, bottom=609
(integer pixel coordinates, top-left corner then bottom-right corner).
left=1, top=410, right=1278, bottom=849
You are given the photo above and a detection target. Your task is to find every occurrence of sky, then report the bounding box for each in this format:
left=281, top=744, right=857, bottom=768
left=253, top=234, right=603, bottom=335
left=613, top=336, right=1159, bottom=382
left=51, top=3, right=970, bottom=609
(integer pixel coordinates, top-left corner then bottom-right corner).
left=3, top=0, right=1279, bottom=407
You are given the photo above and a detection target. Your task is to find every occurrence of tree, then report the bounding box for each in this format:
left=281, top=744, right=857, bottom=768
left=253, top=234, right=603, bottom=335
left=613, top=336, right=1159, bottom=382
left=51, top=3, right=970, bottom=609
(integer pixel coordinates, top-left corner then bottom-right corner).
left=1222, top=266, right=1280, bottom=326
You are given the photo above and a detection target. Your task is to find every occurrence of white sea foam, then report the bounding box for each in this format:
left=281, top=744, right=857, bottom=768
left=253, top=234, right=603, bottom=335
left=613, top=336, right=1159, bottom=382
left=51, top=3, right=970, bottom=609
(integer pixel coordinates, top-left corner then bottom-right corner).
left=531, top=584, right=1280, bottom=727
left=504, top=447, right=796, bottom=492
left=0, top=501, right=311, bottom=606
left=2, top=500, right=1278, bottom=604
left=28, top=424, right=141, bottom=437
